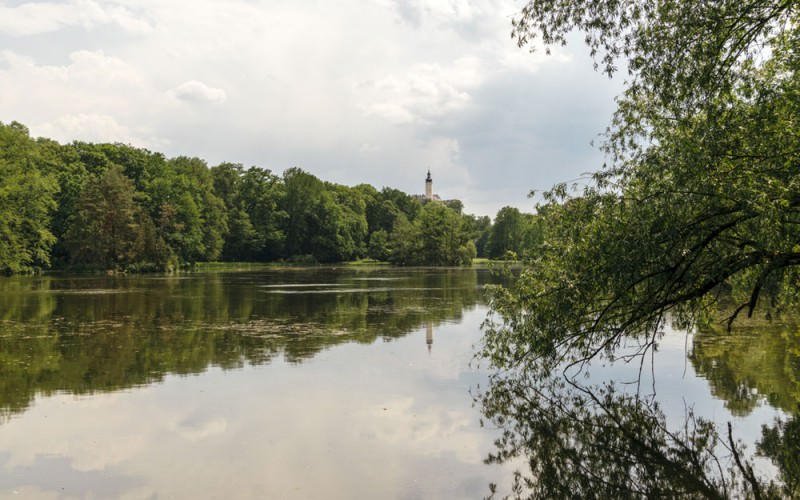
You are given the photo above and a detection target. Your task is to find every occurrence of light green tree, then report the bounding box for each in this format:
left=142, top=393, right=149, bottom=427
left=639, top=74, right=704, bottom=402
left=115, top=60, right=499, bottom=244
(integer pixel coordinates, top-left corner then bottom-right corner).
left=0, top=122, right=58, bottom=273
left=389, top=203, right=475, bottom=266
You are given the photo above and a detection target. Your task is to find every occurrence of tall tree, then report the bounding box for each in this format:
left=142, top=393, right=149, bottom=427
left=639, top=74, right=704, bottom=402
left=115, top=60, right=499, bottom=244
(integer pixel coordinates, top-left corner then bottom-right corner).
left=487, top=206, right=524, bottom=259
left=65, top=165, right=149, bottom=268
left=239, top=166, right=286, bottom=260
left=281, top=167, right=324, bottom=259
left=147, top=156, right=228, bottom=263
left=0, top=122, right=58, bottom=273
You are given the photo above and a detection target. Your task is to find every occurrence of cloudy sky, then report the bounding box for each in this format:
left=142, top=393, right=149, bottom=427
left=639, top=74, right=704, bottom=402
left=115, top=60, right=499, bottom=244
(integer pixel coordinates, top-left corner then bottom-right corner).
left=0, top=0, right=622, bottom=217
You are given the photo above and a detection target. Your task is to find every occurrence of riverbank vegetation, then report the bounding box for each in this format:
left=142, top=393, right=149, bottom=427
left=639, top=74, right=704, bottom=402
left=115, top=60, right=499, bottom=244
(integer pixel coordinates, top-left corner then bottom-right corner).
left=480, top=0, right=800, bottom=497
left=0, top=122, right=539, bottom=273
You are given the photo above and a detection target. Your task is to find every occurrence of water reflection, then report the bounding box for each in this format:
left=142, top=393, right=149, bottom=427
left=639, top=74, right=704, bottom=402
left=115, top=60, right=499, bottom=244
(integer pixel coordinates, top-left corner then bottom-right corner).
left=691, top=320, right=800, bottom=416
left=0, top=268, right=489, bottom=420
left=0, top=280, right=511, bottom=499
left=478, top=318, right=800, bottom=499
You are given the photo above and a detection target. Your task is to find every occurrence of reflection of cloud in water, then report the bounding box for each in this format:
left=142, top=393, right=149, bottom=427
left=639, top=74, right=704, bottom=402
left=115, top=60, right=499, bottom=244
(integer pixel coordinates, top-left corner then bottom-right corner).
left=0, top=394, right=150, bottom=473
left=0, top=453, right=142, bottom=499
left=53, top=289, right=140, bottom=295
left=0, top=308, right=509, bottom=499
left=362, top=396, right=483, bottom=464
left=174, top=416, right=228, bottom=442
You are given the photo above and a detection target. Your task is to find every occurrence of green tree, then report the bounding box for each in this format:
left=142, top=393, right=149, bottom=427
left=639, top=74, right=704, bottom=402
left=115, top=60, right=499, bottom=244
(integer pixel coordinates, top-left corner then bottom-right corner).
left=482, top=5, right=800, bottom=493
left=0, top=122, right=58, bottom=273
left=367, top=229, right=391, bottom=261
left=487, top=206, right=524, bottom=259
left=461, top=213, right=492, bottom=258
left=389, top=203, right=475, bottom=266
left=239, top=167, right=286, bottom=260
left=484, top=0, right=800, bottom=374
left=64, top=165, right=149, bottom=268
left=388, top=216, right=423, bottom=266
left=381, top=187, right=422, bottom=223
left=147, top=156, right=228, bottom=263
left=211, top=162, right=263, bottom=261
left=281, top=167, right=324, bottom=259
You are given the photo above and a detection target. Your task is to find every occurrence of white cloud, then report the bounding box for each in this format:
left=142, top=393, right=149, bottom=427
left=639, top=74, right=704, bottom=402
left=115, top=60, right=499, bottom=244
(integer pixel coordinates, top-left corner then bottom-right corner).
left=0, top=0, right=151, bottom=36
left=35, top=114, right=141, bottom=144
left=173, top=80, right=227, bottom=104
left=0, top=49, right=144, bottom=88
left=358, top=143, right=383, bottom=153
left=173, top=417, right=228, bottom=442
left=0, top=0, right=621, bottom=216
left=358, top=57, right=482, bottom=125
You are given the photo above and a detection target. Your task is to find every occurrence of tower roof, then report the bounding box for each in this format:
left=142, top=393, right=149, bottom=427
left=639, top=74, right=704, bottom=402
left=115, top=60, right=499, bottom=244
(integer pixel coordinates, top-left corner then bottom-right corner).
left=426, top=169, right=432, bottom=182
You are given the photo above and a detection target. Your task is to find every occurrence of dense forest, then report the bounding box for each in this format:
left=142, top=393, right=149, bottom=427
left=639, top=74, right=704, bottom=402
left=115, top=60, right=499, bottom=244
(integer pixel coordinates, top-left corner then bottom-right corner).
left=0, top=121, right=541, bottom=273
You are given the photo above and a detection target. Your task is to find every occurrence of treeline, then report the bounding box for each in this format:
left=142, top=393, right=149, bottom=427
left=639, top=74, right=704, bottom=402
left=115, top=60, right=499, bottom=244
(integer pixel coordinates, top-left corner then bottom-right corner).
left=0, top=121, right=539, bottom=272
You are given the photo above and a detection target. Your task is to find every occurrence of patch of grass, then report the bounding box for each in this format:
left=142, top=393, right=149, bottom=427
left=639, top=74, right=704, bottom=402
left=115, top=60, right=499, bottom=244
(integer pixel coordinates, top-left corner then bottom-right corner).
left=342, top=259, right=391, bottom=266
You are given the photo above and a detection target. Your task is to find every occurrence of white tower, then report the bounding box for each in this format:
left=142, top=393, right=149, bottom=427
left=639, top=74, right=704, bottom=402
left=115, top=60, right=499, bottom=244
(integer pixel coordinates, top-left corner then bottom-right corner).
left=425, top=170, right=432, bottom=201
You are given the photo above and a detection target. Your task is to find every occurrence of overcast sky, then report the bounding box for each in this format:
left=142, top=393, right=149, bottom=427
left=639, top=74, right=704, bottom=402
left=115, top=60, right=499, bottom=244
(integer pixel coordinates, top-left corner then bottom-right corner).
left=0, top=0, right=622, bottom=217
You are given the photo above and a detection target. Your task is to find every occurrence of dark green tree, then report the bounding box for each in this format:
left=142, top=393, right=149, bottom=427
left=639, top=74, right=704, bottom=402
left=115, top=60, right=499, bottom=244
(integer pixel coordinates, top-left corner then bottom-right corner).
left=281, top=167, right=324, bottom=259
left=461, top=213, right=492, bottom=258
left=211, top=162, right=262, bottom=261
left=64, top=165, right=150, bottom=268
left=381, top=187, right=422, bottom=223
left=487, top=206, right=525, bottom=259
left=239, top=166, right=286, bottom=260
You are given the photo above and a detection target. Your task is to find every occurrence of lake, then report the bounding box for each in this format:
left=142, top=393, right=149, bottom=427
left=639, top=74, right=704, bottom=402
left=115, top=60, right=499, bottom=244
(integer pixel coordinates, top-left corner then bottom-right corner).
left=0, top=267, right=796, bottom=498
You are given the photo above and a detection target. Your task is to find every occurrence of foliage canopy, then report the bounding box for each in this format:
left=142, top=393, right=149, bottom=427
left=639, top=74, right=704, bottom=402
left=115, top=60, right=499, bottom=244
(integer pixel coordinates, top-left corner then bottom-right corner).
left=0, top=121, right=511, bottom=270
left=485, top=0, right=800, bottom=373
left=481, top=2, right=800, bottom=496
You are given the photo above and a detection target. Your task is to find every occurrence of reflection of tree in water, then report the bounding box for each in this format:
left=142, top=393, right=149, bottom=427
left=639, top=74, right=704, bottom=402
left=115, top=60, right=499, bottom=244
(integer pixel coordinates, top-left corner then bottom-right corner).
left=477, top=350, right=799, bottom=499
left=691, top=320, right=800, bottom=416
left=759, top=415, right=800, bottom=498
left=0, top=268, right=493, bottom=419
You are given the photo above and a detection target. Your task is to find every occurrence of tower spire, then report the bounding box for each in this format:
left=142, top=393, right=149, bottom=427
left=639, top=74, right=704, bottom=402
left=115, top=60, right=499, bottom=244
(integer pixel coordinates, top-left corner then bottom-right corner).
left=425, top=169, right=432, bottom=201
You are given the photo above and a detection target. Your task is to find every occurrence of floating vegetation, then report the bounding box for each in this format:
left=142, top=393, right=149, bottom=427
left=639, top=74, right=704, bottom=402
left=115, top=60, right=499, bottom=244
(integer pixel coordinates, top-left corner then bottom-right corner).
left=54, top=289, right=139, bottom=295
left=262, top=287, right=440, bottom=294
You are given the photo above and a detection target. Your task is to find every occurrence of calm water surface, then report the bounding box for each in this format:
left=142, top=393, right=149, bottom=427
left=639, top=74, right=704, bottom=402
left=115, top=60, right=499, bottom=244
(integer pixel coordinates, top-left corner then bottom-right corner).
left=0, top=268, right=796, bottom=498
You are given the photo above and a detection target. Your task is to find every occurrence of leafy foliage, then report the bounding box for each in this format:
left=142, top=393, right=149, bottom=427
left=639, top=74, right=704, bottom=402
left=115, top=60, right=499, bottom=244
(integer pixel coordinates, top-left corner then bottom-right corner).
left=0, top=122, right=491, bottom=270
left=64, top=165, right=152, bottom=268
left=389, top=202, right=477, bottom=266
left=485, top=0, right=800, bottom=374
left=0, top=122, right=58, bottom=273
left=486, top=206, right=541, bottom=260
left=481, top=1, right=800, bottom=496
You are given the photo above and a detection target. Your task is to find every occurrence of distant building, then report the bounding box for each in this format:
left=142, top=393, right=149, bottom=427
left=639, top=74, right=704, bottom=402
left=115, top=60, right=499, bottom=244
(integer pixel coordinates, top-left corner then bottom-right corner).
left=413, top=169, right=442, bottom=203
left=425, top=170, right=433, bottom=200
